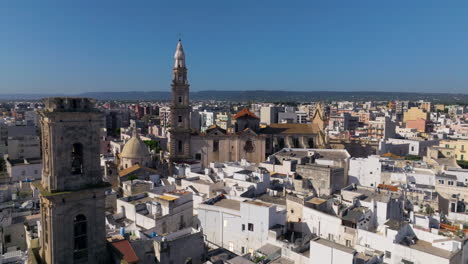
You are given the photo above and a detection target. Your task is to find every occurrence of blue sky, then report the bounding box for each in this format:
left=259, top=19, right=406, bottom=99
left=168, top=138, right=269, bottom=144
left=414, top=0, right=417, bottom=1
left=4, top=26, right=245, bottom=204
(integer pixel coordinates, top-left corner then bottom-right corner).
left=1, top=1, right=467, bottom=94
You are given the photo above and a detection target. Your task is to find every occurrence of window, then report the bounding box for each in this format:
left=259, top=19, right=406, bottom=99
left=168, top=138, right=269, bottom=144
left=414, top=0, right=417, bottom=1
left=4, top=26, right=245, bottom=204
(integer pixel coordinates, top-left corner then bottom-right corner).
left=178, top=96, right=182, bottom=103
left=213, top=140, right=219, bottom=152
left=244, top=140, right=254, bottom=153
left=328, top=234, right=334, bottom=241
left=346, top=239, right=351, bottom=247
left=5, top=234, right=11, bottom=243
left=34, top=170, right=38, bottom=174
left=71, top=143, right=83, bottom=175
left=242, top=224, right=245, bottom=231
left=241, top=247, right=245, bottom=254
left=73, top=214, right=87, bottom=260
left=180, top=215, right=185, bottom=229
left=448, top=180, right=454, bottom=186
left=385, top=250, right=392, bottom=258
left=178, top=115, right=182, bottom=123
left=248, top=223, right=254, bottom=231
left=438, top=179, right=445, bottom=184
left=195, top=153, right=201, bottom=160
left=178, top=141, right=183, bottom=153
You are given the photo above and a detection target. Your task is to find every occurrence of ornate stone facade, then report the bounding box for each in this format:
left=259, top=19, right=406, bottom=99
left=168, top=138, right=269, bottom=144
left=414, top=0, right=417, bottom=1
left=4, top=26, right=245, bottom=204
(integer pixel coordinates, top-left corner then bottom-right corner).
left=169, top=40, right=191, bottom=162
left=38, top=97, right=109, bottom=263
left=165, top=41, right=324, bottom=168
left=191, top=126, right=266, bottom=167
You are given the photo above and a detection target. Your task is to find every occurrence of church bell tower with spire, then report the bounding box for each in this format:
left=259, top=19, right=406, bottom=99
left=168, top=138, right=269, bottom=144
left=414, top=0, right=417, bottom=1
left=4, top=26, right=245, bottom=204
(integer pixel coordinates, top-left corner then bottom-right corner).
left=169, top=39, right=191, bottom=161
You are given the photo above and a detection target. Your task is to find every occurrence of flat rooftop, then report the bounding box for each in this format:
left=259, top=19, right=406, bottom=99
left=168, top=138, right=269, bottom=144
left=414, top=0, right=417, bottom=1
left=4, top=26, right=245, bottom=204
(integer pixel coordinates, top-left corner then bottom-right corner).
left=347, top=186, right=400, bottom=203
left=158, top=195, right=178, bottom=201
left=311, top=237, right=355, bottom=254
left=213, top=199, right=241, bottom=211
left=244, top=200, right=272, bottom=208
left=306, top=197, right=327, bottom=205
left=274, top=148, right=349, bottom=161
left=408, top=240, right=456, bottom=259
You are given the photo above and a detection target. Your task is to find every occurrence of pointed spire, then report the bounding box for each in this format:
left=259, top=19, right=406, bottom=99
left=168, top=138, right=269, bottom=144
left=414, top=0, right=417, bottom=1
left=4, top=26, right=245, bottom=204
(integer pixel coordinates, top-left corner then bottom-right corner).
left=174, top=39, right=185, bottom=68
left=132, top=126, right=139, bottom=139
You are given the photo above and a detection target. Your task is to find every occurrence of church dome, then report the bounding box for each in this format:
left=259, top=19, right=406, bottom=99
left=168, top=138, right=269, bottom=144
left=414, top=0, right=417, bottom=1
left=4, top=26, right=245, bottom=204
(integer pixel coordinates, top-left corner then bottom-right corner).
left=120, top=133, right=151, bottom=159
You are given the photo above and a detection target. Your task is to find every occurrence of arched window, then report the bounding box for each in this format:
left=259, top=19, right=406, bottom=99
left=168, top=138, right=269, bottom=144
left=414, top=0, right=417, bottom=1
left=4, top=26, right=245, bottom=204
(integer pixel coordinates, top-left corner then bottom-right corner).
left=73, top=214, right=87, bottom=260
left=71, top=143, right=83, bottom=174
left=244, top=140, right=254, bottom=153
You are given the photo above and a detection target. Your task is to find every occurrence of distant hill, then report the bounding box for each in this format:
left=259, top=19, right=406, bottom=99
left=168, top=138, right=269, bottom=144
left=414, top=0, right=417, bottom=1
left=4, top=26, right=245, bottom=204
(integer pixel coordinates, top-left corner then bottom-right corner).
left=1, top=90, right=467, bottom=104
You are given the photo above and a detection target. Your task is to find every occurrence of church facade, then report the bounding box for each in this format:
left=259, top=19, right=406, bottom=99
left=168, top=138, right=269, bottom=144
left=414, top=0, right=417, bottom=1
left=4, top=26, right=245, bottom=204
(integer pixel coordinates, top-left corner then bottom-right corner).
left=168, top=40, right=324, bottom=168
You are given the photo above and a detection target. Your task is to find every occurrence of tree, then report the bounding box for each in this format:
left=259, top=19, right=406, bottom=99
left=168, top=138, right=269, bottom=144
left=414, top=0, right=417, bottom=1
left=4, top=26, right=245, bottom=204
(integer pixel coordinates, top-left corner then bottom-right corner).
left=425, top=205, right=434, bottom=215
left=144, top=140, right=162, bottom=153
left=127, top=175, right=138, bottom=181
left=405, top=155, right=422, bottom=161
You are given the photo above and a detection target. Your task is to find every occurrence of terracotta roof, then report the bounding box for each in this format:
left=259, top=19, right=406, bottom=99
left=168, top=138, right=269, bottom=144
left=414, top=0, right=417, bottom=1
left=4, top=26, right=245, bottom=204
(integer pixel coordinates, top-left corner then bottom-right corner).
left=205, top=124, right=227, bottom=135
left=260, top=123, right=316, bottom=135
left=233, top=108, right=259, bottom=120
left=378, top=184, right=399, bottom=192
left=381, top=152, right=404, bottom=159
left=111, top=240, right=139, bottom=263
left=118, top=164, right=158, bottom=177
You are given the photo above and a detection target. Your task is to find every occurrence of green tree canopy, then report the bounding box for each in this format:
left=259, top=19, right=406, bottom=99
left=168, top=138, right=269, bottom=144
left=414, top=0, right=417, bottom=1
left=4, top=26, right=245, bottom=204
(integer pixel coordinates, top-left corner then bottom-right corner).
left=144, top=140, right=162, bottom=153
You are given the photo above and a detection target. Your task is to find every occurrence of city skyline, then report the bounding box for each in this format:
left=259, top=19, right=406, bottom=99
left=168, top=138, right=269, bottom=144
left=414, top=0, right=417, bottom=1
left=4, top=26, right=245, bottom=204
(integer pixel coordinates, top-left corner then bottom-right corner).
left=1, top=1, right=468, bottom=94
left=0, top=40, right=467, bottom=264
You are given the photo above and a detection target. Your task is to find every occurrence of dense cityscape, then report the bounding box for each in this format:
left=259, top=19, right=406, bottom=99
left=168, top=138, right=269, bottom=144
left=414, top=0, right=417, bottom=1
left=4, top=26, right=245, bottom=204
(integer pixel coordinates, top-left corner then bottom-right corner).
left=0, top=39, right=466, bottom=264
left=2, top=1, right=468, bottom=263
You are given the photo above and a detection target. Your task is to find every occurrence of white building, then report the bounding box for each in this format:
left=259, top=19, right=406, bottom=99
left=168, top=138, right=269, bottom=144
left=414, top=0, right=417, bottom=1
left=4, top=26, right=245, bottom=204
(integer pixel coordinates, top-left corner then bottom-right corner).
left=5, top=158, right=42, bottom=182
left=198, top=196, right=286, bottom=255
left=7, top=135, right=40, bottom=160
left=115, top=190, right=193, bottom=234
left=381, top=138, right=439, bottom=156
left=348, top=156, right=383, bottom=187
left=356, top=221, right=468, bottom=264
left=309, top=238, right=358, bottom=264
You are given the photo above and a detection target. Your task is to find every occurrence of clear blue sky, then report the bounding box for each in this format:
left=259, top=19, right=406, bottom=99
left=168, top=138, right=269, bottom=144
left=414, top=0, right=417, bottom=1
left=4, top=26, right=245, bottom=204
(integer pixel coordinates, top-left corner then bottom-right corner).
left=1, top=0, right=467, bottom=94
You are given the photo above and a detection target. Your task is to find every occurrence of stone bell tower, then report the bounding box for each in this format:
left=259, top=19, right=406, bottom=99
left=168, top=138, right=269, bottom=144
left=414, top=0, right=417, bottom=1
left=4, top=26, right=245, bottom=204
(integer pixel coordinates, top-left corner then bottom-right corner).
left=38, top=97, right=109, bottom=264
left=169, top=39, right=191, bottom=161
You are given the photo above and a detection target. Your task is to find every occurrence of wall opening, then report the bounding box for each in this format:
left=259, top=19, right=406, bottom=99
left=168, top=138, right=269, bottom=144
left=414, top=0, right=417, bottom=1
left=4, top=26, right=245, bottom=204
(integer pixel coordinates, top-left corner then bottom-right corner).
left=71, top=143, right=83, bottom=175
left=73, top=214, right=87, bottom=261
